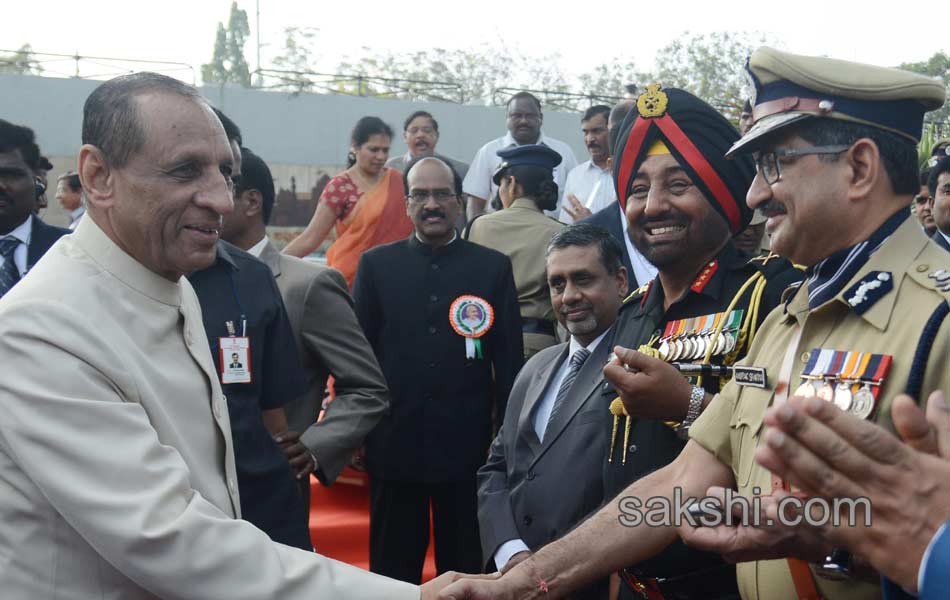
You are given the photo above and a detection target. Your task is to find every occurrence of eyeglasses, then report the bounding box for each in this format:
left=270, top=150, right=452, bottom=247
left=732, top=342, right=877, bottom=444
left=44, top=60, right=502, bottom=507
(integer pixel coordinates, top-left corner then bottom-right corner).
left=407, top=126, right=435, bottom=136
left=754, top=145, right=850, bottom=185
left=407, top=190, right=457, bottom=204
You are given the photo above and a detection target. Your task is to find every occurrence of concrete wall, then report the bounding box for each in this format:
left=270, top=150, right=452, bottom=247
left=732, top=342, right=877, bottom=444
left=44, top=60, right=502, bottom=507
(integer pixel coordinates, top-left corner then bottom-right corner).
left=0, top=73, right=588, bottom=227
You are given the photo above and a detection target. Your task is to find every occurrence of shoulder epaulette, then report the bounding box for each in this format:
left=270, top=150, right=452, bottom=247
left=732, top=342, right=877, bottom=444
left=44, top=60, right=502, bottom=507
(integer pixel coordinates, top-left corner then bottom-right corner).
left=747, top=252, right=804, bottom=278
left=622, top=283, right=651, bottom=305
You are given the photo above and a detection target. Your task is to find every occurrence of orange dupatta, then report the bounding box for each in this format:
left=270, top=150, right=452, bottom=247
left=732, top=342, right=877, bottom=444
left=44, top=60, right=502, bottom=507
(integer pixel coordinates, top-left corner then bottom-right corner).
left=325, top=168, right=413, bottom=287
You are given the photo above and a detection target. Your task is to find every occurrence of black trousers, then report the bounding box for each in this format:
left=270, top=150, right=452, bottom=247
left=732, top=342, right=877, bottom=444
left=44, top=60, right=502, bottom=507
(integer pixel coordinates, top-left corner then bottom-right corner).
left=369, top=477, right=482, bottom=584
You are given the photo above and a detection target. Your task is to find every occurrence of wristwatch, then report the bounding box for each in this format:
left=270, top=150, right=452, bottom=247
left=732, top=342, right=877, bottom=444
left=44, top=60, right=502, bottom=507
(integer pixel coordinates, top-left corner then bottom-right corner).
left=677, top=385, right=705, bottom=440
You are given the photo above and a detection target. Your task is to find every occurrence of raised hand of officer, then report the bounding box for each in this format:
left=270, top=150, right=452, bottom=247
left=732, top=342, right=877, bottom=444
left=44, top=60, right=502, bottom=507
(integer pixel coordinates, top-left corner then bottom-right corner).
left=604, top=345, right=695, bottom=420
left=754, top=391, right=950, bottom=592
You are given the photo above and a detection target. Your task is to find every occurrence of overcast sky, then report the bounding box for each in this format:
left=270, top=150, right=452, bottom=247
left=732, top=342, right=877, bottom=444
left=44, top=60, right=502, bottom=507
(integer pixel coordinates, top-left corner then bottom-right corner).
left=3, top=1, right=945, bottom=86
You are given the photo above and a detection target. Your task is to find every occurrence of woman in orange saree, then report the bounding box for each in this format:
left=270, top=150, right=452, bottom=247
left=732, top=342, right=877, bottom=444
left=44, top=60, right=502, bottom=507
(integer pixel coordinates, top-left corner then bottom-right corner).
left=283, top=117, right=413, bottom=287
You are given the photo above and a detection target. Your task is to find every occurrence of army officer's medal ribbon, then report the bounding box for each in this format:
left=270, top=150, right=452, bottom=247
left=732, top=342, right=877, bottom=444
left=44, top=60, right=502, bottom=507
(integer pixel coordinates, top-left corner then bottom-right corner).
left=449, top=295, right=494, bottom=359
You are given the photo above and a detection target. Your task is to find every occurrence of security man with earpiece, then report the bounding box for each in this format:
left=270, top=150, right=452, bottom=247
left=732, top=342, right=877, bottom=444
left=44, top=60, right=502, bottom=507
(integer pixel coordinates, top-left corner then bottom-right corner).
left=0, top=119, right=70, bottom=298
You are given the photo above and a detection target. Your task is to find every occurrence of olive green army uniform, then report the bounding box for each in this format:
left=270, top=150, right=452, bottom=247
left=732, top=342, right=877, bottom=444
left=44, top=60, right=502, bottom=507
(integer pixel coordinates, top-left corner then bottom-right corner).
left=467, top=197, right=565, bottom=359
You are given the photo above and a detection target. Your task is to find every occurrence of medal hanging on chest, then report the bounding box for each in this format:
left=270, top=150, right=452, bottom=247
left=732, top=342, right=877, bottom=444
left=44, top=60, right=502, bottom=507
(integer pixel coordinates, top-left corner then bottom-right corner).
left=449, top=295, right=494, bottom=359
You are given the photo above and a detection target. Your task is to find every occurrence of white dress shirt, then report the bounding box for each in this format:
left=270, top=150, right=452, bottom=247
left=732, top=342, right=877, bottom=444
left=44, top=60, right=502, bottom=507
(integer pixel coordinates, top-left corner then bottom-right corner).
left=493, top=329, right=610, bottom=570
left=68, top=206, right=86, bottom=231
left=247, top=236, right=268, bottom=258
left=559, top=160, right=616, bottom=224
left=941, top=231, right=950, bottom=248
left=619, top=202, right=658, bottom=287
left=463, top=132, right=578, bottom=218
left=0, top=214, right=33, bottom=277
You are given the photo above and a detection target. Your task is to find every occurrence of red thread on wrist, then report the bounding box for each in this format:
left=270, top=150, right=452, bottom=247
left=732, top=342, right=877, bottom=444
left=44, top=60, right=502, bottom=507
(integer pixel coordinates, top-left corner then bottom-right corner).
left=537, top=578, right=549, bottom=593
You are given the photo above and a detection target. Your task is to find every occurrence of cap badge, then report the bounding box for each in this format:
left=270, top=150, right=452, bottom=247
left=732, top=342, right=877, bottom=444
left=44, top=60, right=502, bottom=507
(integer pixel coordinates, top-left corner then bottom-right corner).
left=637, top=83, right=669, bottom=119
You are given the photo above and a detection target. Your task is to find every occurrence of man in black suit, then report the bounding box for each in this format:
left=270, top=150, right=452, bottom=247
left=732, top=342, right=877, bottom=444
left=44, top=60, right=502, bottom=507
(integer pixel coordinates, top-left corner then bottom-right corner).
left=927, top=156, right=950, bottom=251
left=0, top=120, right=70, bottom=299
left=477, top=224, right=626, bottom=599
left=352, top=155, right=523, bottom=584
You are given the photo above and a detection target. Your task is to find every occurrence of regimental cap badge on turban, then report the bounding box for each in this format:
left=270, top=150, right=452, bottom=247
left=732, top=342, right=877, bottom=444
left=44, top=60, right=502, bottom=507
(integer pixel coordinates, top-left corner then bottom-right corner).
left=636, top=84, right=670, bottom=119
left=613, top=84, right=755, bottom=235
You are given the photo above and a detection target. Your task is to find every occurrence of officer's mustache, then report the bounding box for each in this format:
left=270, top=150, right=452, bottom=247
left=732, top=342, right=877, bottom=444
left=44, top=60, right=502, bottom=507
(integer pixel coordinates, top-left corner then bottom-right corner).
left=759, top=200, right=787, bottom=218
left=635, top=211, right=688, bottom=228
left=421, top=209, right=446, bottom=220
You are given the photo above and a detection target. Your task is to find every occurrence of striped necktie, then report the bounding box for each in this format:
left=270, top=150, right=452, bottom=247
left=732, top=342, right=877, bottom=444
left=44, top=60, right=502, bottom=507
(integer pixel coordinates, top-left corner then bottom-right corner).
left=547, top=347, right=591, bottom=428
left=0, top=237, right=22, bottom=298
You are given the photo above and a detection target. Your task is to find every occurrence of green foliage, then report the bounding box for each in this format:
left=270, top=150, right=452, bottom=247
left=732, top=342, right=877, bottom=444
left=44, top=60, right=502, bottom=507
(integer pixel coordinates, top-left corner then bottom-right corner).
left=0, top=44, right=43, bottom=75
left=900, top=51, right=950, bottom=137
left=201, top=1, right=251, bottom=87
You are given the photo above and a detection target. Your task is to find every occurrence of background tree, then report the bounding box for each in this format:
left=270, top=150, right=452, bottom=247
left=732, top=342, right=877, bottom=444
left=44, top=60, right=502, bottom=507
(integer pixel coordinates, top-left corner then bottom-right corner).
left=648, top=31, right=768, bottom=122
left=0, top=44, right=43, bottom=75
left=201, top=1, right=252, bottom=87
left=269, top=26, right=320, bottom=92
left=900, top=51, right=950, bottom=138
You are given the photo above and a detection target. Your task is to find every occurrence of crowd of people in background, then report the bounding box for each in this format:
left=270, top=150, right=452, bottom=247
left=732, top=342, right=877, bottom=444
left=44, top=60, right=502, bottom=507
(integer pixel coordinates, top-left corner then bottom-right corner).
left=0, top=43, right=949, bottom=600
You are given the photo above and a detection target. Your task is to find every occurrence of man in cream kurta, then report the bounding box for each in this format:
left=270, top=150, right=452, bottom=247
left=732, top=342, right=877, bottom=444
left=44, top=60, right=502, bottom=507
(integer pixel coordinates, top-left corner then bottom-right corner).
left=0, top=73, right=429, bottom=599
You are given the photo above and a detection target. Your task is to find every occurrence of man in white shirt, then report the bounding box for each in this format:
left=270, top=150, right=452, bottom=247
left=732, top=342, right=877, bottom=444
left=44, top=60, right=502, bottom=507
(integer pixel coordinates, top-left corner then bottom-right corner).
left=477, top=224, right=627, bottom=599
left=55, top=171, right=85, bottom=230
left=560, top=105, right=616, bottom=224
left=463, top=92, right=577, bottom=221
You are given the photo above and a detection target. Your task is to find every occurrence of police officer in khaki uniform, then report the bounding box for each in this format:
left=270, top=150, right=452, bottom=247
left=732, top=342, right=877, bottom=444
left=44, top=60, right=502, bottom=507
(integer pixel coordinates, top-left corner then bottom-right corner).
left=440, top=47, right=950, bottom=600
left=467, top=145, right=565, bottom=359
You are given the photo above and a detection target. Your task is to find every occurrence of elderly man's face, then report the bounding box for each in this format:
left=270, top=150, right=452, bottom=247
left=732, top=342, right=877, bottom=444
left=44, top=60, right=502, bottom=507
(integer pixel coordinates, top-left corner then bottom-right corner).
left=109, top=92, right=234, bottom=280
left=0, top=149, right=37, bottom=234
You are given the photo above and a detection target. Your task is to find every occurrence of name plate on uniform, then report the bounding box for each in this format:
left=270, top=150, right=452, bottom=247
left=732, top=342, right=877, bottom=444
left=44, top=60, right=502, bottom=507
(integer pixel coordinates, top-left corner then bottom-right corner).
left=733, top=366, right=767, bottom=388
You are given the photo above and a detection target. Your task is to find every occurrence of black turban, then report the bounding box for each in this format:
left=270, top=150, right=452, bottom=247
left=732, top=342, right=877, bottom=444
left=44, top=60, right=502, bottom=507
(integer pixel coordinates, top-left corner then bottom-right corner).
left=612, top=85, right=755, bottom=234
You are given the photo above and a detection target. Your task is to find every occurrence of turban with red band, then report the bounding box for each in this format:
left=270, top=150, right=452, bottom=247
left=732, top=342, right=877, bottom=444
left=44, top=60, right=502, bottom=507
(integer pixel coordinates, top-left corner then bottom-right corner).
left=612, top=85, right=756, bottom=235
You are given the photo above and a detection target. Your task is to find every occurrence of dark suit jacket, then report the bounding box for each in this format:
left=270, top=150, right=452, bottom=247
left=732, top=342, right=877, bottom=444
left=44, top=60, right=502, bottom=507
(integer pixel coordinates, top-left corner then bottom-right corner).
left=580, top=201, right=637, bottom=288
left=26, top=216, right=70, bottom=274
left=259, top=239, right=389, bottom=485
left=353, top=235, right=523, bottom=482
left=477, top=329, right=615, bottom=574
left=932, top=230, right=950, bottom=252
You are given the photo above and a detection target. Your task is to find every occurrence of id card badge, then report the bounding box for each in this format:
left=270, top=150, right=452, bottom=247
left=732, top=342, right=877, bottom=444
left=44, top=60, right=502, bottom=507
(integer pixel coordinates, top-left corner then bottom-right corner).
left=219, top=336, right=252, bottom=384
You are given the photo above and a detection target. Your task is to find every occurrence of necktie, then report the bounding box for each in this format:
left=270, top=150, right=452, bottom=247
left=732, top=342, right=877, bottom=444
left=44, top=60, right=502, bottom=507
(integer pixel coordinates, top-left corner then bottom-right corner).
left=0, top=237, right=22, bottom=298
left=547, top=347, right=591, bottom=429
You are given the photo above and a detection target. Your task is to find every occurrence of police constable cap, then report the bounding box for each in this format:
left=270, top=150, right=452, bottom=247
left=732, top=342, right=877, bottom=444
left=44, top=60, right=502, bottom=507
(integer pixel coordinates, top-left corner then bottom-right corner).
left=728, top=46, right=947, bottom=157
left=492, top=144, right=563, bottom=184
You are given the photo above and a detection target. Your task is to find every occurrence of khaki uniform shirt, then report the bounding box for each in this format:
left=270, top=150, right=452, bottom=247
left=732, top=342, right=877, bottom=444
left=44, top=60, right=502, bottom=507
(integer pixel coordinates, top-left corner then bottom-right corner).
left=690, top=218, right=950, bottom=600
left=0, top=218, right=417, bottom=599
left=468, top=197, right=565, bottom=356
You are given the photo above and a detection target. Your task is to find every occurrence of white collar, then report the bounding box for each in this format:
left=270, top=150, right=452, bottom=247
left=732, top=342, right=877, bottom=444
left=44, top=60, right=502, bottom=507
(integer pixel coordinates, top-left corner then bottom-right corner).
left=414, top=230, right=458, bottom=246
left=69, top=205, right=86, bottom=221
left=941, top=230, right=950, bottom=246
left=1, top=214, right=33, bottom=245
left=583, top=159, right=610, bottom=173
left=502, top=131, right=547, bottom=148
left=247, top=236, right=269, bottom=258
left=568, top=326, right=610, bottom=357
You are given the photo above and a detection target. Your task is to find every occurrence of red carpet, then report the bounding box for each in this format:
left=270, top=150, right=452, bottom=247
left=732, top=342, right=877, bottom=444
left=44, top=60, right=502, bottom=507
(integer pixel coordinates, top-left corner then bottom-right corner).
left=308, top=468, right=437, bottom=581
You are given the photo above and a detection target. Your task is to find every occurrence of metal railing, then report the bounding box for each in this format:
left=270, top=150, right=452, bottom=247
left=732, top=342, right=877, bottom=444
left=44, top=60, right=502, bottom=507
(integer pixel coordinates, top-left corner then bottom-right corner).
left=0, top=49, right=195, bottom=83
